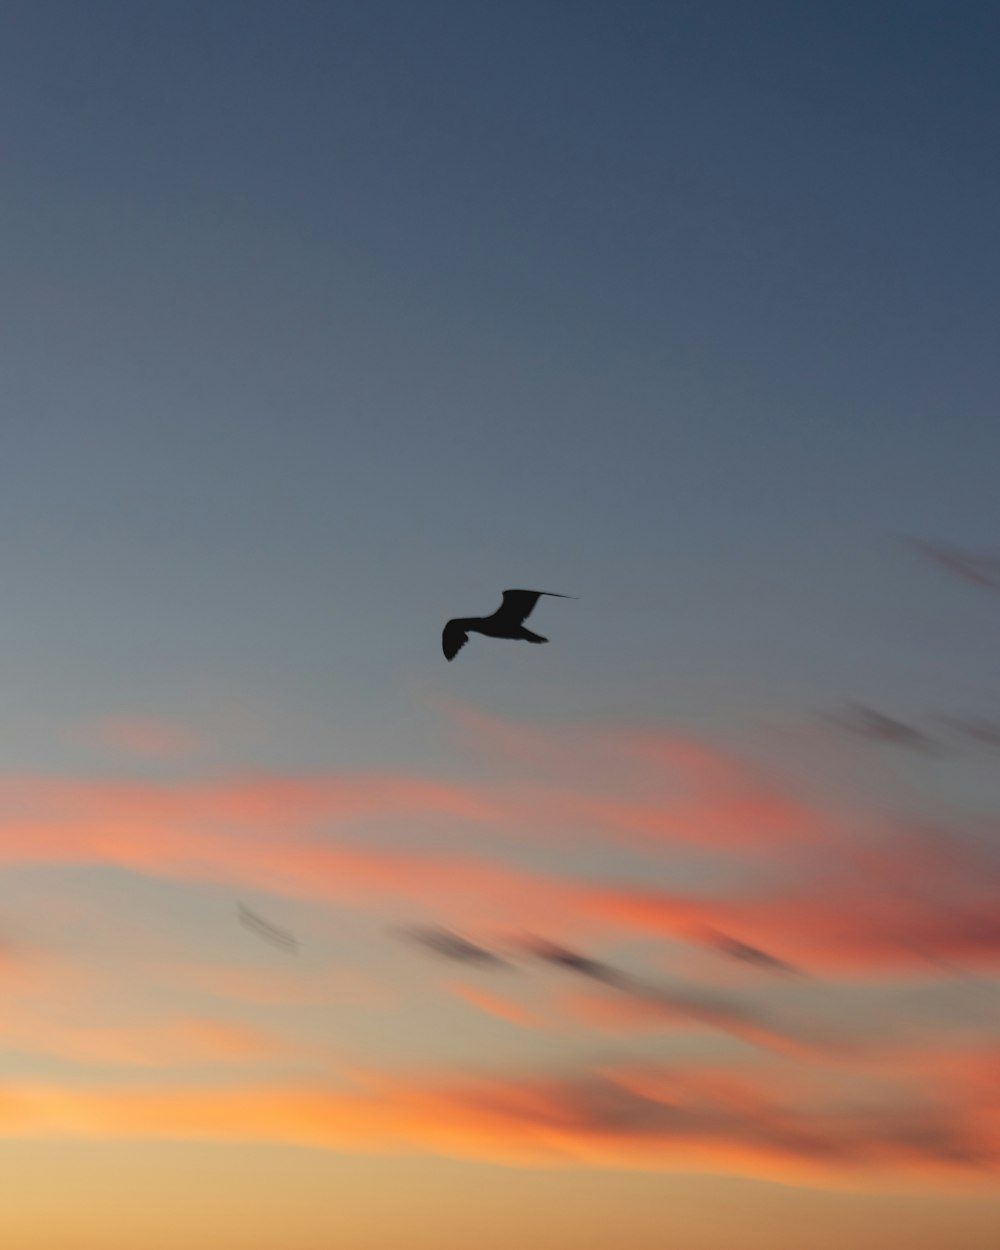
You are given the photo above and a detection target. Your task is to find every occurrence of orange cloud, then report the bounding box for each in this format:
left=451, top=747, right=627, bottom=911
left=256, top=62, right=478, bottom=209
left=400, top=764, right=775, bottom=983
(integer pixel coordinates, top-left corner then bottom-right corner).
left=447, top=983, right=540, bottom=1028
left=1, top=1057, right=995, bottom=1186
left=153, top=959, right=392, bottom=1008
left=0, top=1012, right=297, bottom=1067
left=4, top=706, right=998, bottom=1201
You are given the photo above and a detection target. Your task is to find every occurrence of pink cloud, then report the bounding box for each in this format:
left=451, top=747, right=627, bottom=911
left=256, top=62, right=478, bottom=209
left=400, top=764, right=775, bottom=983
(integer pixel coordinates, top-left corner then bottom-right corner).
left=2, top=711, right=998, bottom=980
left=586, top=832, right=1000, bottom=977
left=440, top=705, right=841, bottom=849
left=72, top=717, right=201, bottom=761
left=447, top=983, right=541, bottom=1028
left=4, top=705, right=999, bottom=1198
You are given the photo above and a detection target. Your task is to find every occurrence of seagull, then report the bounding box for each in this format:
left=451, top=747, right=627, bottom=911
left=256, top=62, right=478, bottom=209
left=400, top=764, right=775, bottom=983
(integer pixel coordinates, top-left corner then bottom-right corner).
left=442, top=589, right=575, bottom=661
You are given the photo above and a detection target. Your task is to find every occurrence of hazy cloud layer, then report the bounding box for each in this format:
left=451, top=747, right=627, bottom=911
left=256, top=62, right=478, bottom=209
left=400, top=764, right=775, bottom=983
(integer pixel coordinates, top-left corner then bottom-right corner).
left=2, top=707, right=999, bottom=1185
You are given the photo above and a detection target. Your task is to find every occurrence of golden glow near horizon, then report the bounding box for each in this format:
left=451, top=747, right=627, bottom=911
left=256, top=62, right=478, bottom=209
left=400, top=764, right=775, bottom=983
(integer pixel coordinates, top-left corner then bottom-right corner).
left=2, top=708, right=999, bottom=1234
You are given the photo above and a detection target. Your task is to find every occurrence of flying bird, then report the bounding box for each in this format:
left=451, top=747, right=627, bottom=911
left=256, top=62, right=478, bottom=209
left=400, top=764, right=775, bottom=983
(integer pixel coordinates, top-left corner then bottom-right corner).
left=442, top=589, right=575, bottom=661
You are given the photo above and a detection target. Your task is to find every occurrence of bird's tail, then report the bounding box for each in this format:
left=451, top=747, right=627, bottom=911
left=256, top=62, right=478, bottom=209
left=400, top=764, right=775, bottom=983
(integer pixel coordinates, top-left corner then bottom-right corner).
left=518, top=628, right=548, bottom=643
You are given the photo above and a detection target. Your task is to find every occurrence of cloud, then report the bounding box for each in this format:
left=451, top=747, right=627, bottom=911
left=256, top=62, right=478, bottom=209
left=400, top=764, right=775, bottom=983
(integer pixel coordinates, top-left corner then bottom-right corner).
left=701, top=929, right=800, bottom=974
left=237, top=903, right=300, bottom=952
left=0, top=771, right=573, bottom=924
left=558, top=988, right=820, bottom=1055
left=2, top=714, right=998, bottom=983
left=520, top=937, right=623, bottom=984
left=512, top=936, right=830, bottom=1053
left=0, top=1012, right=297, bottom=1068
left=151, top=958, right=391, bottom=1008
left=436, top=702, right=841, bottom=849
left=398, top=925, right=510, bottom=967
left=72, top=717, right=201, bottom=761
left=909, top=538, right=1000, bottom=591
left=825, top=705, right=939, bottom=754
left=447, top=984, right=539, bottom=1028
left=588, top=869, right=1000, bottom=977
left=580, top=818, right=1000, bottom=977
left=3, top=707, right=999, bottom=1187
left=543, top=734, right=837, bottom=850
left=0, top=1057, right=995, bottom=1185
left=942, top=716, right=1000, bottom=747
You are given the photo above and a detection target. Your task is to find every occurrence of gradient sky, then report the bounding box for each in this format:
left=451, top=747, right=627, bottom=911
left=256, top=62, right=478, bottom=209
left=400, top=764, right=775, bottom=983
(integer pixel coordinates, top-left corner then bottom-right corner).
left=2, top=2, right=1000, bottom=1247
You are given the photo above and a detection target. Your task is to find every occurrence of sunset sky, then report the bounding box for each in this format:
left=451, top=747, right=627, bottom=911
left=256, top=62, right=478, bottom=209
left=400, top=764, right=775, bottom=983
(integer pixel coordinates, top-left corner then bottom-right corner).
left=2, top=2, right=1000, bottom=1247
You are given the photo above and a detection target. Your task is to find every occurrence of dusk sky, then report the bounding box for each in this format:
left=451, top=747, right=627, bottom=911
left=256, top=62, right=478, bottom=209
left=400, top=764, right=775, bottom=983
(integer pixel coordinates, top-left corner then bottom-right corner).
left=2, top=2, right=1000, bottom=1247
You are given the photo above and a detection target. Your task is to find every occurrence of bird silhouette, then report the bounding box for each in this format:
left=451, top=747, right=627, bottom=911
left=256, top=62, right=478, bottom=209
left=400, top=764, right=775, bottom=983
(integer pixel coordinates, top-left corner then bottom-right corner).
left=442, top=589, right=575, bottom=661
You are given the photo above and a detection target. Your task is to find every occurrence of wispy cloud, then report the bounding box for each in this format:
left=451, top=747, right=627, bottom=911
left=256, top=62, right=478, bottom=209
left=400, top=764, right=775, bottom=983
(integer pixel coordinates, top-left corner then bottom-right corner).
left=0, top=1011, right=298, bottom=1068
left=447, top=983, right=539, bottom=1028
left=588, top=854, right=1000, bottom=977
left=1, top=1055, right=995, bottom=1184
left=521, top=938, right=827, bottom=1054
left=909, top=538, right=1000, bottom=591
left=941, top=716, right=1000, bottom=748
left=237, top=903, right=300, bottom=952
left=2, top=710, right=999, bottom=976
left=824, top=704, right=939, bottom=754
left=2, top=706, right=999, bottom=1191
left=398, top=924, right=511, bottom=967
left=71, top=716, right=201, bottom=761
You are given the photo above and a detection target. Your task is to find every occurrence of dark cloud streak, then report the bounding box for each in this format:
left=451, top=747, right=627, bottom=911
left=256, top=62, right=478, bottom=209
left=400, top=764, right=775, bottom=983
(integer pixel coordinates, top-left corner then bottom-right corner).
left=236, top=904, right=300, bottom=953
left=825, top=704, right=939, bottom=753
left=398, top=925, right=510, bottom=968
left=909, top=539, right=1000, bottom=591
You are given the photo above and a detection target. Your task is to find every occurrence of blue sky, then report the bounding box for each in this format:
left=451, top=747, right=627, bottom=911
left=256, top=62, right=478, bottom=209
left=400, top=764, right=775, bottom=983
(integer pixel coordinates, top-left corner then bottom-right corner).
left=5, top=5, right=999, bottom=721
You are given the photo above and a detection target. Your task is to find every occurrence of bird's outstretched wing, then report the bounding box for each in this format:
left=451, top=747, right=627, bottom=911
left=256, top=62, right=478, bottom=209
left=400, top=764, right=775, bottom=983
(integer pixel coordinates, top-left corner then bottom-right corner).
left=495, top=589, right=574, bottom=626
left=442, top=620, right=469, bottom=661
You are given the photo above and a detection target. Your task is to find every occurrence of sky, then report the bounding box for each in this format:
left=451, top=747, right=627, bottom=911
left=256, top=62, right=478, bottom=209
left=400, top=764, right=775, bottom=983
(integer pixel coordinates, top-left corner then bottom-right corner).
left=2, top=1, right=1000, bottom=1246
